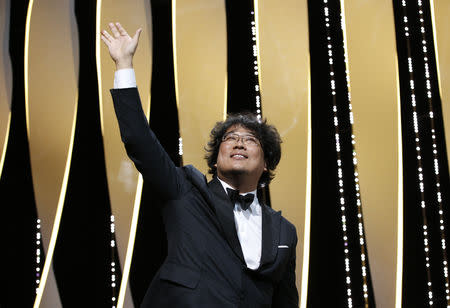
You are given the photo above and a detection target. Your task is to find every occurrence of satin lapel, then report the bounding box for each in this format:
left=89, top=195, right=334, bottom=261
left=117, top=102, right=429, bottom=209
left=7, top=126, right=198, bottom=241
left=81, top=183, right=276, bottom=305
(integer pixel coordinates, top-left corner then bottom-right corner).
left=260, top=204, right=281, bottom=267
left=208, top=178, right=246, bottom=264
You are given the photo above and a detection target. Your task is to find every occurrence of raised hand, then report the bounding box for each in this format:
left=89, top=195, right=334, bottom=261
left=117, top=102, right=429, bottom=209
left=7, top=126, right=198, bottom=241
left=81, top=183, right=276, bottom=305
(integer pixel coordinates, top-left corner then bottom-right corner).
left=101, top=22, right=142, bottom=70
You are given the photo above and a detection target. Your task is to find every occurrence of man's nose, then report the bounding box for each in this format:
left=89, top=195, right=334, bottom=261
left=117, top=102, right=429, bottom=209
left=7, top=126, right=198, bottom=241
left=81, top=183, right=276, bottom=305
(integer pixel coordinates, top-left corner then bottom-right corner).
left=233, top=140, right=245, bottom=148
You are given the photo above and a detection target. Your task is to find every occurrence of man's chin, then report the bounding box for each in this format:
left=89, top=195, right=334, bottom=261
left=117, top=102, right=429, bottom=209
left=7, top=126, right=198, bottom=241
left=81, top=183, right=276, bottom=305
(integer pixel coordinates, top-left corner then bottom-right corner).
left=222, top=168, right=248, bottom=177
left=231, top=169, right=247, bottom=175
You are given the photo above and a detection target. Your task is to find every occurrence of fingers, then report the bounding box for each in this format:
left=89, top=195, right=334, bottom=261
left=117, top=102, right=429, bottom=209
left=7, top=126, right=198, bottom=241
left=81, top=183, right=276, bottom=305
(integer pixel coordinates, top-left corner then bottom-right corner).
left=109, top=22, right=120, bottom=38
left=101, top=30, right=113, bottom=41
left=116, top=22, right=129, bottom=37
left=102, top=22, right=142, bottom=46
left=100, top=30, right=114, bottom=47
left=100, top=33, right=110, bottom=46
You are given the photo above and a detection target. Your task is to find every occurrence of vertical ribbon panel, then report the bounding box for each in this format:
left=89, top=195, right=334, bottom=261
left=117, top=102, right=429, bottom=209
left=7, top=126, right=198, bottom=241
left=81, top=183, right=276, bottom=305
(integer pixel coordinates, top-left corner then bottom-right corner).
left=97, top=1, right=152, bottom=307
left=25, top=0, right=79, bottom=306
left=257, top=1, right=311, bottom=306
left=173, top=0, right=227, bottom=175
left=342, top=1, right=401, bottom=307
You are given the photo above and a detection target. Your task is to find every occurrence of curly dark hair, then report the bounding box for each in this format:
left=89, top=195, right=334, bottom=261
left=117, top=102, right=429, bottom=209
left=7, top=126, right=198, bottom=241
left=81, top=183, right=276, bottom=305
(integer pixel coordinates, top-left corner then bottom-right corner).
left=204, top=113, right=282, bottom=185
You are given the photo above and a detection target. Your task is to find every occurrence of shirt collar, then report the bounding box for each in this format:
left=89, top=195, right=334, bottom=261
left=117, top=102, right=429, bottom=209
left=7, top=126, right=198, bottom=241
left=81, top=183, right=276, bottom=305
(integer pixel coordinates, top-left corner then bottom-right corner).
left=216, top=177, right=257, bottom=196
left=216, top=177, right=260, bottom=213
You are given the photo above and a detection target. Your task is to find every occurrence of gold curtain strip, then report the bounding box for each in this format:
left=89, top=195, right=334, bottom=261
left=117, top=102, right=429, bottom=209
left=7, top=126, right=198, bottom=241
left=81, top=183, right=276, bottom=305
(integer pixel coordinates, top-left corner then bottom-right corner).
left=96, top=1, right=152, bottom=307
left=342, top=1, right=401, bottom=306
left=25, top=0, right=79, bottom=306
left=173, top=0, right=227, bottom=175
left=256, top=1, right=310, bottom=306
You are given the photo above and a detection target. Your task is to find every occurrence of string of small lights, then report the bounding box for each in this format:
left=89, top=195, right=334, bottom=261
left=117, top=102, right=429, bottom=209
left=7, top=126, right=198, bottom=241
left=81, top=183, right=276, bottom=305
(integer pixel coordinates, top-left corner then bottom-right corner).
left=322, top=0, right=371, bottom=306
left=110, top=215, right=117, bottom=308
left=415, top=4, right=450, bottom=301
left=35, top=218, right=41, bottom=294
left=321, top=1, right=353, bottom=307
left=400, top=1, right=449, bottom=305
left=249, top=5, right=262, bottom=120
left=339, top=3, right=370, bottom=305
left=178, top=137, right=183, bottom=156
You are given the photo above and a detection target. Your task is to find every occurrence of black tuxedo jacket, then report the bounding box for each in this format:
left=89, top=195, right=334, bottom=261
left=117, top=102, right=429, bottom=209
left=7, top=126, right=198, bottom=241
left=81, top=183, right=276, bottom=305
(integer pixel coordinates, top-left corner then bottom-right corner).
left=111, top=88, right=299, bottom=307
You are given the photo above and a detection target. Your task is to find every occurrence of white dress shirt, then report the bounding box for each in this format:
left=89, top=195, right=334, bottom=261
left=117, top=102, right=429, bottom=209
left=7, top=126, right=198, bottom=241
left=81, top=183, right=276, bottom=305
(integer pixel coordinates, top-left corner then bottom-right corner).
left=216, top=178, right=262, bottom=270
left=114, top=68, right=136, bottom=89
left=114, top=69, right=262, bottom=270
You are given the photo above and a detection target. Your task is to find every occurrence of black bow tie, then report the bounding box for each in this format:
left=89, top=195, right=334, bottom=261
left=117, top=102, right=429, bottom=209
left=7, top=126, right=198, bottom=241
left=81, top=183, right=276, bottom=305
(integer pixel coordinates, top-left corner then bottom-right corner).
left=226, top=188, right=254, bottom=211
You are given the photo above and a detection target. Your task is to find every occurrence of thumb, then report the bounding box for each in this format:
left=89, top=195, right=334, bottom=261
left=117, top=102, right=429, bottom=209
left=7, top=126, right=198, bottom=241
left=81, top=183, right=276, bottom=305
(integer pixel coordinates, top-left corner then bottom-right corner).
left=132, top=28, right=142, bottom=43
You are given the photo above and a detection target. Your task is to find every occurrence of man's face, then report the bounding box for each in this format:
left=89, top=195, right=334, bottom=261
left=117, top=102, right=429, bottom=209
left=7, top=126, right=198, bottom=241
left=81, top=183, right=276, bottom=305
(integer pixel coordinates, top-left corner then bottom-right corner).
left=216, top=125, right=267, bottom=186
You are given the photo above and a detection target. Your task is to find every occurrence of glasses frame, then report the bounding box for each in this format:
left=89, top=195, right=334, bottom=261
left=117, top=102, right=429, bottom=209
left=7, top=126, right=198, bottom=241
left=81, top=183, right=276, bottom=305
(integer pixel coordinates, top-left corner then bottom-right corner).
left=221, top=132, right=261, bottom=147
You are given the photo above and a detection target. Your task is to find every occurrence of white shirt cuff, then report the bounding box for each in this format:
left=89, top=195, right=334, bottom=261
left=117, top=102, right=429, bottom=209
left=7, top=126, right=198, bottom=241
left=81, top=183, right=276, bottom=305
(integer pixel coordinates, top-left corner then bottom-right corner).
left=114, top=68, right=136, bottom=89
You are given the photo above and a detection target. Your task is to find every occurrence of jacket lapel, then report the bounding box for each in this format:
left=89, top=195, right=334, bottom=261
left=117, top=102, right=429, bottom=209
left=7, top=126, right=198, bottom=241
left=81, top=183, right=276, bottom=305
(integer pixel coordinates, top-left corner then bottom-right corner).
left=194, top=171, right=280, bottom=268
left=259, top=204, right=281, bottom=268
left=208, top=177, right=246, bottom=264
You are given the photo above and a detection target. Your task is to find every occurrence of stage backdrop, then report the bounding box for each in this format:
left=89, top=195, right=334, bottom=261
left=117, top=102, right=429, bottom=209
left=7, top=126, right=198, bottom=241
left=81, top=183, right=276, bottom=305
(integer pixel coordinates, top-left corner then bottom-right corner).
left=0, top=0, right=449, bottom=307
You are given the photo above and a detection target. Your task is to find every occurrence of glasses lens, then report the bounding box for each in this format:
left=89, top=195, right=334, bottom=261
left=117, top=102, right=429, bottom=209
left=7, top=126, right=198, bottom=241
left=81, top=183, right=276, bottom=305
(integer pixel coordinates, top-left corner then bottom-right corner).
left=243, top=136, right=258, bottom=145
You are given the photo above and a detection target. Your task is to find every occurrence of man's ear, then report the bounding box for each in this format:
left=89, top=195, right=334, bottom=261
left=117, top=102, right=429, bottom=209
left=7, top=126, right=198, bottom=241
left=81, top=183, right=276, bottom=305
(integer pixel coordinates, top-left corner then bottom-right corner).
left=214, top=163, right=217, bottom=168
left=264, top=162, right=267, bottom=172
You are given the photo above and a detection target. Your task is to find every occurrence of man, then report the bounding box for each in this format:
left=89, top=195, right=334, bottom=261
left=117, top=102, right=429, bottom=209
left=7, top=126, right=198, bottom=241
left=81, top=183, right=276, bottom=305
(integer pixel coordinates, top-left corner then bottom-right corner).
left=101, top=22, right=298, bottom=307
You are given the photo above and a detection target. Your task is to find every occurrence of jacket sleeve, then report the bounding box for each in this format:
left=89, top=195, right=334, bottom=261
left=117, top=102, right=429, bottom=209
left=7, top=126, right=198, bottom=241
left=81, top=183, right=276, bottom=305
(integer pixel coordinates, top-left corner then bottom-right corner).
left=272, top=233, right=299, bottom=308
left=110, top=87, right=185, bottom=200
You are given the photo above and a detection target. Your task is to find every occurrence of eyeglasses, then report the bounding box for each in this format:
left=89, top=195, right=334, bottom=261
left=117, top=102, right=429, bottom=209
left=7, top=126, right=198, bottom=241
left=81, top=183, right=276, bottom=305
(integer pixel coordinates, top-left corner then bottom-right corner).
left=222, top=133, right=260, bottom=146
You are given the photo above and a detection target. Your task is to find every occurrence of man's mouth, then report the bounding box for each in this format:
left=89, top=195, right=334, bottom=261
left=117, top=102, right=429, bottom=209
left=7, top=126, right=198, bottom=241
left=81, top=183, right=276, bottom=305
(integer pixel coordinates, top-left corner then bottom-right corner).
left=231, top=153, right=248, bottom=159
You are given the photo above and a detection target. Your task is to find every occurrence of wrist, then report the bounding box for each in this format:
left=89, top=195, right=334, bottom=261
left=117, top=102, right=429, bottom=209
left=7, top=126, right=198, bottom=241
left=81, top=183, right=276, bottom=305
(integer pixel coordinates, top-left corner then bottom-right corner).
left=115, top=58, right=133, bottom=70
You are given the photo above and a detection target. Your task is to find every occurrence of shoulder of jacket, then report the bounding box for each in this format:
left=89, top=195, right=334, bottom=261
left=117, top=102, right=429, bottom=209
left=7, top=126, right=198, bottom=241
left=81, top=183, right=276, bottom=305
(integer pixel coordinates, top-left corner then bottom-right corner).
left=182, top=164, right=208, bottom=189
